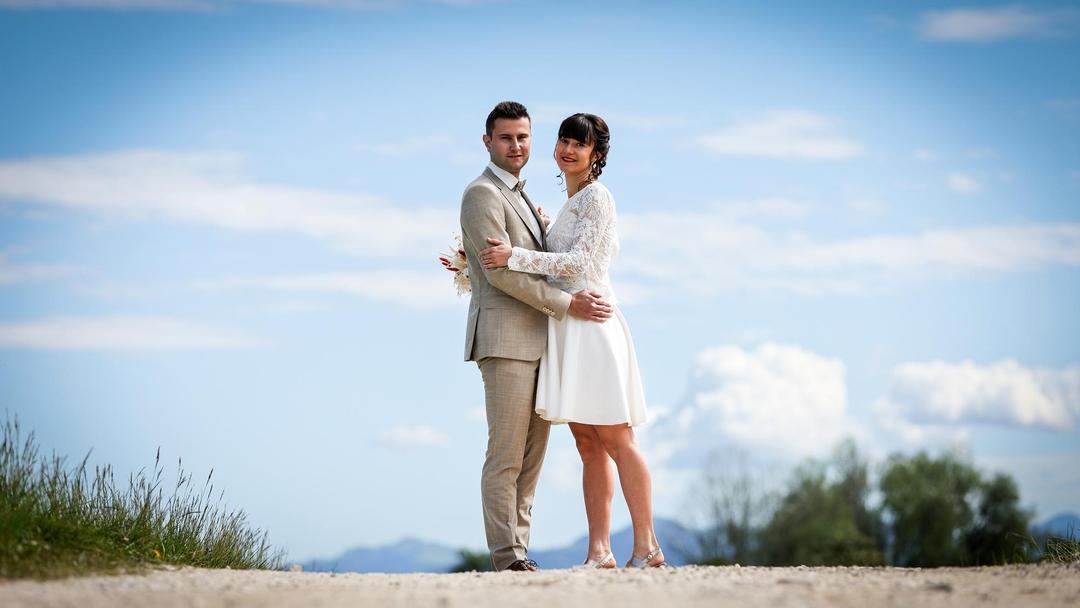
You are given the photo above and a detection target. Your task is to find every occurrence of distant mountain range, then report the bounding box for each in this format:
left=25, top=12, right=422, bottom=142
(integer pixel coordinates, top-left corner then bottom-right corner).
left=1033, top=512, right=1079, bottom=538
left=301, top=517, right=697, bottom=573
left=301, top=512, right=1078, bottom=573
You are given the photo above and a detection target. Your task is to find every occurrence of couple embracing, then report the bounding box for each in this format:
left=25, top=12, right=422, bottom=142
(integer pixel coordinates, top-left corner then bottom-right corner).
left=457, top=101, right=668, bottom=572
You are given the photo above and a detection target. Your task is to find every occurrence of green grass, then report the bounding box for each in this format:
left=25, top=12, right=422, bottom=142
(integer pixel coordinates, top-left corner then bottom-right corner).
left=0, top=416, right=284, bottom=579
left=1041, top=525, right=1080, bottom=564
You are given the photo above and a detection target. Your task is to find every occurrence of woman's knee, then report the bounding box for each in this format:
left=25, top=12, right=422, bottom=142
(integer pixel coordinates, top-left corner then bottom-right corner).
left=594, top=426, right=634, bottom=460
left=571, top=425, right=607, bottom=463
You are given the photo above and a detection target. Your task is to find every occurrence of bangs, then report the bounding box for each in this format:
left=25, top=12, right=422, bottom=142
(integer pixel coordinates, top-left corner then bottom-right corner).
left=558, top=113, right=598, bottom=145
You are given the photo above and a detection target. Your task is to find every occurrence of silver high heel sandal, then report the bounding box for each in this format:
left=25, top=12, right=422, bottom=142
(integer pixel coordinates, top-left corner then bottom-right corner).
left=626, top=547, right=672, bottom=569
left=579, top=551, right=616, bottom=569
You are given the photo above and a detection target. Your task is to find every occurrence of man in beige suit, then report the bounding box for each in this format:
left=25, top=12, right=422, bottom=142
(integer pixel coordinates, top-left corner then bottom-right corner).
left=460, top=101, right=612, bottom=572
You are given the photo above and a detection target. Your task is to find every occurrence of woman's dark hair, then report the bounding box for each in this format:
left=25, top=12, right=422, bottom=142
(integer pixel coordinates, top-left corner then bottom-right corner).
left=486, top=101, right=530, bottom=136
left=558, top=113, right=610, bottom=182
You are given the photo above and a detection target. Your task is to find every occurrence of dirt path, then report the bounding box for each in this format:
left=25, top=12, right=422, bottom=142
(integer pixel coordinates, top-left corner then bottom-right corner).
left=3, top=563, right=1078, bottom=608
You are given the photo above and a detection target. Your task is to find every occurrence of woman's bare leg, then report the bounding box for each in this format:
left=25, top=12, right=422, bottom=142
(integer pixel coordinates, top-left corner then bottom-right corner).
left=569, top=422, right=616, bottom=565
left=593, top=424, right=664, bottom=565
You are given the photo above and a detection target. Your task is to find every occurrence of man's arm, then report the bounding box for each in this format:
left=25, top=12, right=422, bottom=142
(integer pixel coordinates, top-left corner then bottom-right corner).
left=461, top=185, right=573, bottom=320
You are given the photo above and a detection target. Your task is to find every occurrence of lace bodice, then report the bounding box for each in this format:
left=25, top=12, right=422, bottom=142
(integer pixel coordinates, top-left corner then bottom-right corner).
left=507, top=182, right=619, bottom=302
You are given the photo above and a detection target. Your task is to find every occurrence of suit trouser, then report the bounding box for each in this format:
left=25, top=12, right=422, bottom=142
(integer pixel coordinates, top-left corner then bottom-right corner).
left=477, top=356, right=552, bottom=571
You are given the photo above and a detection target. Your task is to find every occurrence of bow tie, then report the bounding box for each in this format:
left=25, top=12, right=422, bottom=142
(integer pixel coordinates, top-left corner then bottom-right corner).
left=512, top=179, right=527, bottom=193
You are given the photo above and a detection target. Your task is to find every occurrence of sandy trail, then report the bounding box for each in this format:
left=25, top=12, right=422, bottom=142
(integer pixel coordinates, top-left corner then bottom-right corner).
left=2, top=563, right=1078, bottom=608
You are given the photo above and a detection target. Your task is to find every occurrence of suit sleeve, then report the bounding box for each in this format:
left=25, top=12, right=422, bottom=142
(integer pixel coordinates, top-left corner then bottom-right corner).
left=461, top=186, right=572, bottom=321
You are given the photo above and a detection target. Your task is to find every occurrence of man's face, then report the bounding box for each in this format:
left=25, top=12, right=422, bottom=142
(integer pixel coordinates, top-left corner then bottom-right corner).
left=483, top=117, right=531, bottom=176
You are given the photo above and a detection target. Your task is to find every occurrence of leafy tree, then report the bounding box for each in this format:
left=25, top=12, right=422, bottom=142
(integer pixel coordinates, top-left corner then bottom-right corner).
left=880, top=451, right=982, bottom=567
left=965, top=473, right=1032, bottom=564
left=758, top=440, right=885, bottom=566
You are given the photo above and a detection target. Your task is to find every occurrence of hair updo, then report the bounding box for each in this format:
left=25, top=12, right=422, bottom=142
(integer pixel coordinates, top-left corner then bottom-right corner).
left=558, top=113, right=610, bottom=183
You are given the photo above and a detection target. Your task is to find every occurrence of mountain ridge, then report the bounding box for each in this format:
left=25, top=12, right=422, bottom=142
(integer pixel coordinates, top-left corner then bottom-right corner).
left=301, top=512, right=1078, bottom=573
left=301, top=517, right=696, bottom=573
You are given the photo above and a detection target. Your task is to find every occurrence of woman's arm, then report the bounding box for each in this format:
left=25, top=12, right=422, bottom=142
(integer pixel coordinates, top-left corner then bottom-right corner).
left=480, top=186, right=614, bottom=278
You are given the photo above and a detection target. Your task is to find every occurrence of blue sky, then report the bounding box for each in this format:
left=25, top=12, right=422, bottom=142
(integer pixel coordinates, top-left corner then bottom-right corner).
left=1, top=0, right=1078, bottom=563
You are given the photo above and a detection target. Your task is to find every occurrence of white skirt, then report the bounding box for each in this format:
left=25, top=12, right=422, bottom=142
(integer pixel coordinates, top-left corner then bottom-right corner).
left=535, top=306, right=648, bottom=427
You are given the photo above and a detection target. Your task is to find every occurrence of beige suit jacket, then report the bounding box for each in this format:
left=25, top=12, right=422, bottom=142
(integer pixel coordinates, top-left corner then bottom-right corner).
left=460, top=167, right=572, bottom=362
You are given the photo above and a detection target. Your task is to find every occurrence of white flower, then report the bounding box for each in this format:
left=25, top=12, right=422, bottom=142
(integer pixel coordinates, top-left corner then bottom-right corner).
left=438, top=233, right=471, bottom=296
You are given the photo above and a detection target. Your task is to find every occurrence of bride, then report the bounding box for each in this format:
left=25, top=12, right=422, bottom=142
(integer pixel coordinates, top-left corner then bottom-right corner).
left=479, top=113, right=669, bottom=569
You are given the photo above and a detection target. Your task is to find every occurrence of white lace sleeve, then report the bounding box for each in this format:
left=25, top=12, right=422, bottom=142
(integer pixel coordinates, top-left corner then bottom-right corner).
left=507, top=185, right=614, bottom=278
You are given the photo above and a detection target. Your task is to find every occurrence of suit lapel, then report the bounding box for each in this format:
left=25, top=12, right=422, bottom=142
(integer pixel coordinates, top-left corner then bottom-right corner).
left=520, top=190, right=548, bottom=250
left=483, top=167, right=544, bottom=248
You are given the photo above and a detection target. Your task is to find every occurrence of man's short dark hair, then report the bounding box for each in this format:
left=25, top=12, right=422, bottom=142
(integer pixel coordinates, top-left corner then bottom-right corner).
left=486, top=101, right=530, bottom=136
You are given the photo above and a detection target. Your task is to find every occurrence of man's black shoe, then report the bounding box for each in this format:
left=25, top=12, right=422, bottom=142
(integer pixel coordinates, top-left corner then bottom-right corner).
left=505, top=559, right=539, bottom=572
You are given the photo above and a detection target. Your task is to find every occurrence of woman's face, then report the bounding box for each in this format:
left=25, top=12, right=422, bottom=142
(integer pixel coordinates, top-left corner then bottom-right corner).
left=555, top=136, right=596, bottom=177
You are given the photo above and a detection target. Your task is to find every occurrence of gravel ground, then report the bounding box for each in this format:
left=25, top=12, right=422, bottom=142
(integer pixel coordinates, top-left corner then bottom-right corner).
left=2, top=563, right=1078, bottom=608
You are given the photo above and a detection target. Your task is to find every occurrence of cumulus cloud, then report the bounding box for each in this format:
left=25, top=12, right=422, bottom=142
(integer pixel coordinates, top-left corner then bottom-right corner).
left=0, top=150, right=453, bottom=259
left=0, top=315, right=263, bottom=351
left=640, top=346, right=1080, bottom=521
left=379, top=425, right=449, bottom=448
left=697, top=110, right=863, bottom=160
left=648, top=343, right=858, bottom=468
left=919, top=6, right=1075, bottom=42
left=946, top=172, right=983, bottom=194
left=877, top=359, right=1080, bottom=433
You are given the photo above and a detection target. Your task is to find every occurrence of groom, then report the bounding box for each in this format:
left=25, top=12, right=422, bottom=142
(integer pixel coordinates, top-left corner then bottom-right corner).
left=459, top=101, right=612, bottom=572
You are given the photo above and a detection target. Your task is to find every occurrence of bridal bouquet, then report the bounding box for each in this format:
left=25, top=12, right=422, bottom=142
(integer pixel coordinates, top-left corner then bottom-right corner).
left=439, top=234, right=471, bottom=296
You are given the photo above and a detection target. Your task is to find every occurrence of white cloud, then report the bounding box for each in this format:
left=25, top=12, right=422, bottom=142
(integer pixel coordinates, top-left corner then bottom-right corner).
left=356, top=134, right=452, bottom=157
left=379, top=425, right=449, bottom=448
left=877, top=359, right=1080, bottom=432
left=919, top=6, right=1074, bottom=42
left=697, top=110, right=863, bottom=160
left=648, top=343, right=858, bottom=467
left=0, top=150, right=454, bottom=259
left=196, top=269, right=459, bottom=309
left=946, top=171, right=983, bottom=194
left=0, top=253, right=82, bottom=285
left=0, top=315, right=263, bottom=351
left=638, top=346, right=1080, bottom=522
left=616, top=213, right=1080, bottom=297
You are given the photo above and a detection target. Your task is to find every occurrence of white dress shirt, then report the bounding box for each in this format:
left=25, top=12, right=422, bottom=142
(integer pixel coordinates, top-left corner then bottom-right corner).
left=487, top=162, right=542, bottom=238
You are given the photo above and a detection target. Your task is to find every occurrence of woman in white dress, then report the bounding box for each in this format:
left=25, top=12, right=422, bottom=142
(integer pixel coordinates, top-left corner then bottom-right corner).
left=479, top=113, right=668, bottom=569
